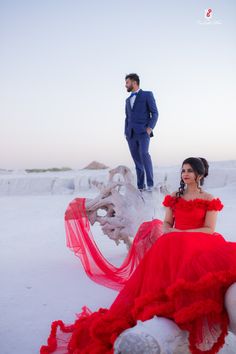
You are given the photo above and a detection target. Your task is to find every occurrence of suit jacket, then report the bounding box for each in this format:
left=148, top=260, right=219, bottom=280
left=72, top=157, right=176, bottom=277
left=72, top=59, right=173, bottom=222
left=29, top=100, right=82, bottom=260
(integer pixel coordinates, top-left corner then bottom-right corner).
left=125, top=89, right=158, bottom=138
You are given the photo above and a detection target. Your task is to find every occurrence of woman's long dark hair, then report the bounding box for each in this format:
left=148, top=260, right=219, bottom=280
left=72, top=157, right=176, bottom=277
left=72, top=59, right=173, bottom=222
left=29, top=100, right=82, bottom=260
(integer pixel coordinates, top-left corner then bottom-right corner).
left=176, top=157, right=209, bottom=197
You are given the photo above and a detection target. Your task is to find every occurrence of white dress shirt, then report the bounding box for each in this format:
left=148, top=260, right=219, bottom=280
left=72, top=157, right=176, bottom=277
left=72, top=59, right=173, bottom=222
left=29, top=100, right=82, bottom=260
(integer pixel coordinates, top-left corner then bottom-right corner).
left=130, top=88, right=140, bottom=109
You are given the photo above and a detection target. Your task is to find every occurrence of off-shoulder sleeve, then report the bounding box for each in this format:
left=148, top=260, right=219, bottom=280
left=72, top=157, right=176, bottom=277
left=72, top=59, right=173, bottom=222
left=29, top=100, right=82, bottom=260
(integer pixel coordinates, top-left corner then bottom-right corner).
left=207, top=198, right=224, bottom=211
left=162, top=195, right=175, bottom=208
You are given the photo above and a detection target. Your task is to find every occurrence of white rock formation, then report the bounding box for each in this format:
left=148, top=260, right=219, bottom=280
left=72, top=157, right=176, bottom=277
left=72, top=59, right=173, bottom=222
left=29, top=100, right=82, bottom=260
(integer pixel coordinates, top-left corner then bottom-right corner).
left=114, top=315, right=236, bottom=354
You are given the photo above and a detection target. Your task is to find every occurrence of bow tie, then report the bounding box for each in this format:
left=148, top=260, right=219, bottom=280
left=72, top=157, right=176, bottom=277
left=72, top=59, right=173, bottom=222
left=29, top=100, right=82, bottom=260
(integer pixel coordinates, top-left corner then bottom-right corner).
left=130, top=92, right=138, bottom=98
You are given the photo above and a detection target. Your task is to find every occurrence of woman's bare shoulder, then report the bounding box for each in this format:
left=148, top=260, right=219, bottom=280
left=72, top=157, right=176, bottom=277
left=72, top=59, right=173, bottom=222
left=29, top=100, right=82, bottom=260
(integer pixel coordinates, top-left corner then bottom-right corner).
left=201, top=191, right=214, bottom=201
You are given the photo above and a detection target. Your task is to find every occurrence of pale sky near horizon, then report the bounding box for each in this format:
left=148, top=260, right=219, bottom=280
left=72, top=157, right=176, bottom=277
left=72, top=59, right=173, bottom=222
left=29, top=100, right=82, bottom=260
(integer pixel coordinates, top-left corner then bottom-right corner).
left=0, top=0, right=235, bottom=169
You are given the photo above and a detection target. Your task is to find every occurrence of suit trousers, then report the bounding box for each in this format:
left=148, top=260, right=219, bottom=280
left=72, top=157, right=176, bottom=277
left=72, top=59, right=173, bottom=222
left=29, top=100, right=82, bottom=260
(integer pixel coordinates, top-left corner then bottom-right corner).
left=126, top=129, right=154, bottom=189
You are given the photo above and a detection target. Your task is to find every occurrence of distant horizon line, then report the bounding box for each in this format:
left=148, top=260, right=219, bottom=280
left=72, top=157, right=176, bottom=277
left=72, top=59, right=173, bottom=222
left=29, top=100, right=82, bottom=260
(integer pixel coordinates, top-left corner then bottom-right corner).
left=1, top=158, right=236, bottom=171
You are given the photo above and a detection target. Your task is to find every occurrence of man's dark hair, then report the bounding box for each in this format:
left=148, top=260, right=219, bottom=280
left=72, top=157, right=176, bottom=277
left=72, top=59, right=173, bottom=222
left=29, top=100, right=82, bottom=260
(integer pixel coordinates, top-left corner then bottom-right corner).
left=125, top=73, right=140, bottom=85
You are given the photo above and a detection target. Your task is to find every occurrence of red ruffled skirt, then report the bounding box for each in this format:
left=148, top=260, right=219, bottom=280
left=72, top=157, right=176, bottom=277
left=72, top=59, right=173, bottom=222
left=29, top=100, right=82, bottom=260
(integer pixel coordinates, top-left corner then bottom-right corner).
left=40, top=229, right=236, bottom=354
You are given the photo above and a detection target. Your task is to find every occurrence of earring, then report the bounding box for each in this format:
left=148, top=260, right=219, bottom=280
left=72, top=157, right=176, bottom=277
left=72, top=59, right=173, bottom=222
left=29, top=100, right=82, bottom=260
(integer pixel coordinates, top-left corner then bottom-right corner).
left=196, top=178, right=202, bottom=191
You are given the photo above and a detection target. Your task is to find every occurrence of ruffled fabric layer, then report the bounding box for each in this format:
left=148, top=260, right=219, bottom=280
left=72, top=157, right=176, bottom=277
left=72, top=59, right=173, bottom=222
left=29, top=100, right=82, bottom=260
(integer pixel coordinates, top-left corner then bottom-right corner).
left=162, top=195, right=224, bottom=212
left=40, top=229, right=236, bottom=354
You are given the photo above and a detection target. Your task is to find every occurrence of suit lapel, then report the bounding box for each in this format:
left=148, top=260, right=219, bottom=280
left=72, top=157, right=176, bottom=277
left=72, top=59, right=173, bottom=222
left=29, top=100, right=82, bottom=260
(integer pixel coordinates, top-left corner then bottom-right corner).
left=127, top=97, right=132, bottom=112
left=128, top=97, right=132, bottom=110
left=132, top=89, right=142, bottom=111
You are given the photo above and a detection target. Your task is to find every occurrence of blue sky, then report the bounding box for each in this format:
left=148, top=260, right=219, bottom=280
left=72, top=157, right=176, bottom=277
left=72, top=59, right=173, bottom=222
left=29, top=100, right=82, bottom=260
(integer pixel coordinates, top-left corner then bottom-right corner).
left=0, top=0, right=235, bottom=169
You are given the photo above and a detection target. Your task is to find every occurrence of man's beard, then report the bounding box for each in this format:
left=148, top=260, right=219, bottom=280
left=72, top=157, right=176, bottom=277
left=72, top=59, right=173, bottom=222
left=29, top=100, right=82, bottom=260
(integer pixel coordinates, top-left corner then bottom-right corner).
left=127, top=86, right=133, bottom=92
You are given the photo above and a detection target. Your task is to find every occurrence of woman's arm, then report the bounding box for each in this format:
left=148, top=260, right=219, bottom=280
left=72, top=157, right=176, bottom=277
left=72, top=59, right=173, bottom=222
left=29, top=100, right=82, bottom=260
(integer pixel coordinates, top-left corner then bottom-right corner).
left=170, top=210, right=218, bottom=234
left=163, top=207, right=174, bottom=234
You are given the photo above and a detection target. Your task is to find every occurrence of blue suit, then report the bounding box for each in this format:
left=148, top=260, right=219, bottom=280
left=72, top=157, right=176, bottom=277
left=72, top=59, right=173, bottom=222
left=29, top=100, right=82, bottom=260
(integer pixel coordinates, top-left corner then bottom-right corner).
left=125, top=89, right=158, bottom=189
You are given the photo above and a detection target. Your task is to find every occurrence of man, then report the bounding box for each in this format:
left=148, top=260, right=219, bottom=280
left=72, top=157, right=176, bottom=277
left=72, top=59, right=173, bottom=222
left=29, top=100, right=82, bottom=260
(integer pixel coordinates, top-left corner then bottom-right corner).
left=124, top=73, right=158, bottom=192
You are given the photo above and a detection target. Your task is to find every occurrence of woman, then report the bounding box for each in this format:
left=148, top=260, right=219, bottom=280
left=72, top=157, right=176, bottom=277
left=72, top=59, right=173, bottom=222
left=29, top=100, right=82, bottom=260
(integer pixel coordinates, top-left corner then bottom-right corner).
left=40, top=157, right=236, bottom=354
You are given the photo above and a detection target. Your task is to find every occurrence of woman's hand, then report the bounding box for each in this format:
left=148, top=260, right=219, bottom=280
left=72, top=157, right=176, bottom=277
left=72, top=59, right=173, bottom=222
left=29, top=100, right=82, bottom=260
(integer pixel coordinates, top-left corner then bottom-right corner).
left=163, top=226, right=181, bottom=234
left=169, top=228, right=182, bottom=232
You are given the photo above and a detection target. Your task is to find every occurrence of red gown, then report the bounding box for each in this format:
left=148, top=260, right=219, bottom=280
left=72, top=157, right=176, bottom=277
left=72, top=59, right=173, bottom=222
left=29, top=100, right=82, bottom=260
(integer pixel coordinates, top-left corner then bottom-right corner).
left=40, top=195, right=236, bottom=354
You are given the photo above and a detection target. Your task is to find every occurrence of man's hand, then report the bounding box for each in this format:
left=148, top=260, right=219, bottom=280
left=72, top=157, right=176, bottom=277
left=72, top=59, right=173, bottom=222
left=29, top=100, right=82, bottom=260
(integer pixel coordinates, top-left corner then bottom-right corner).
left=146, top=127, right=153, bottom=136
